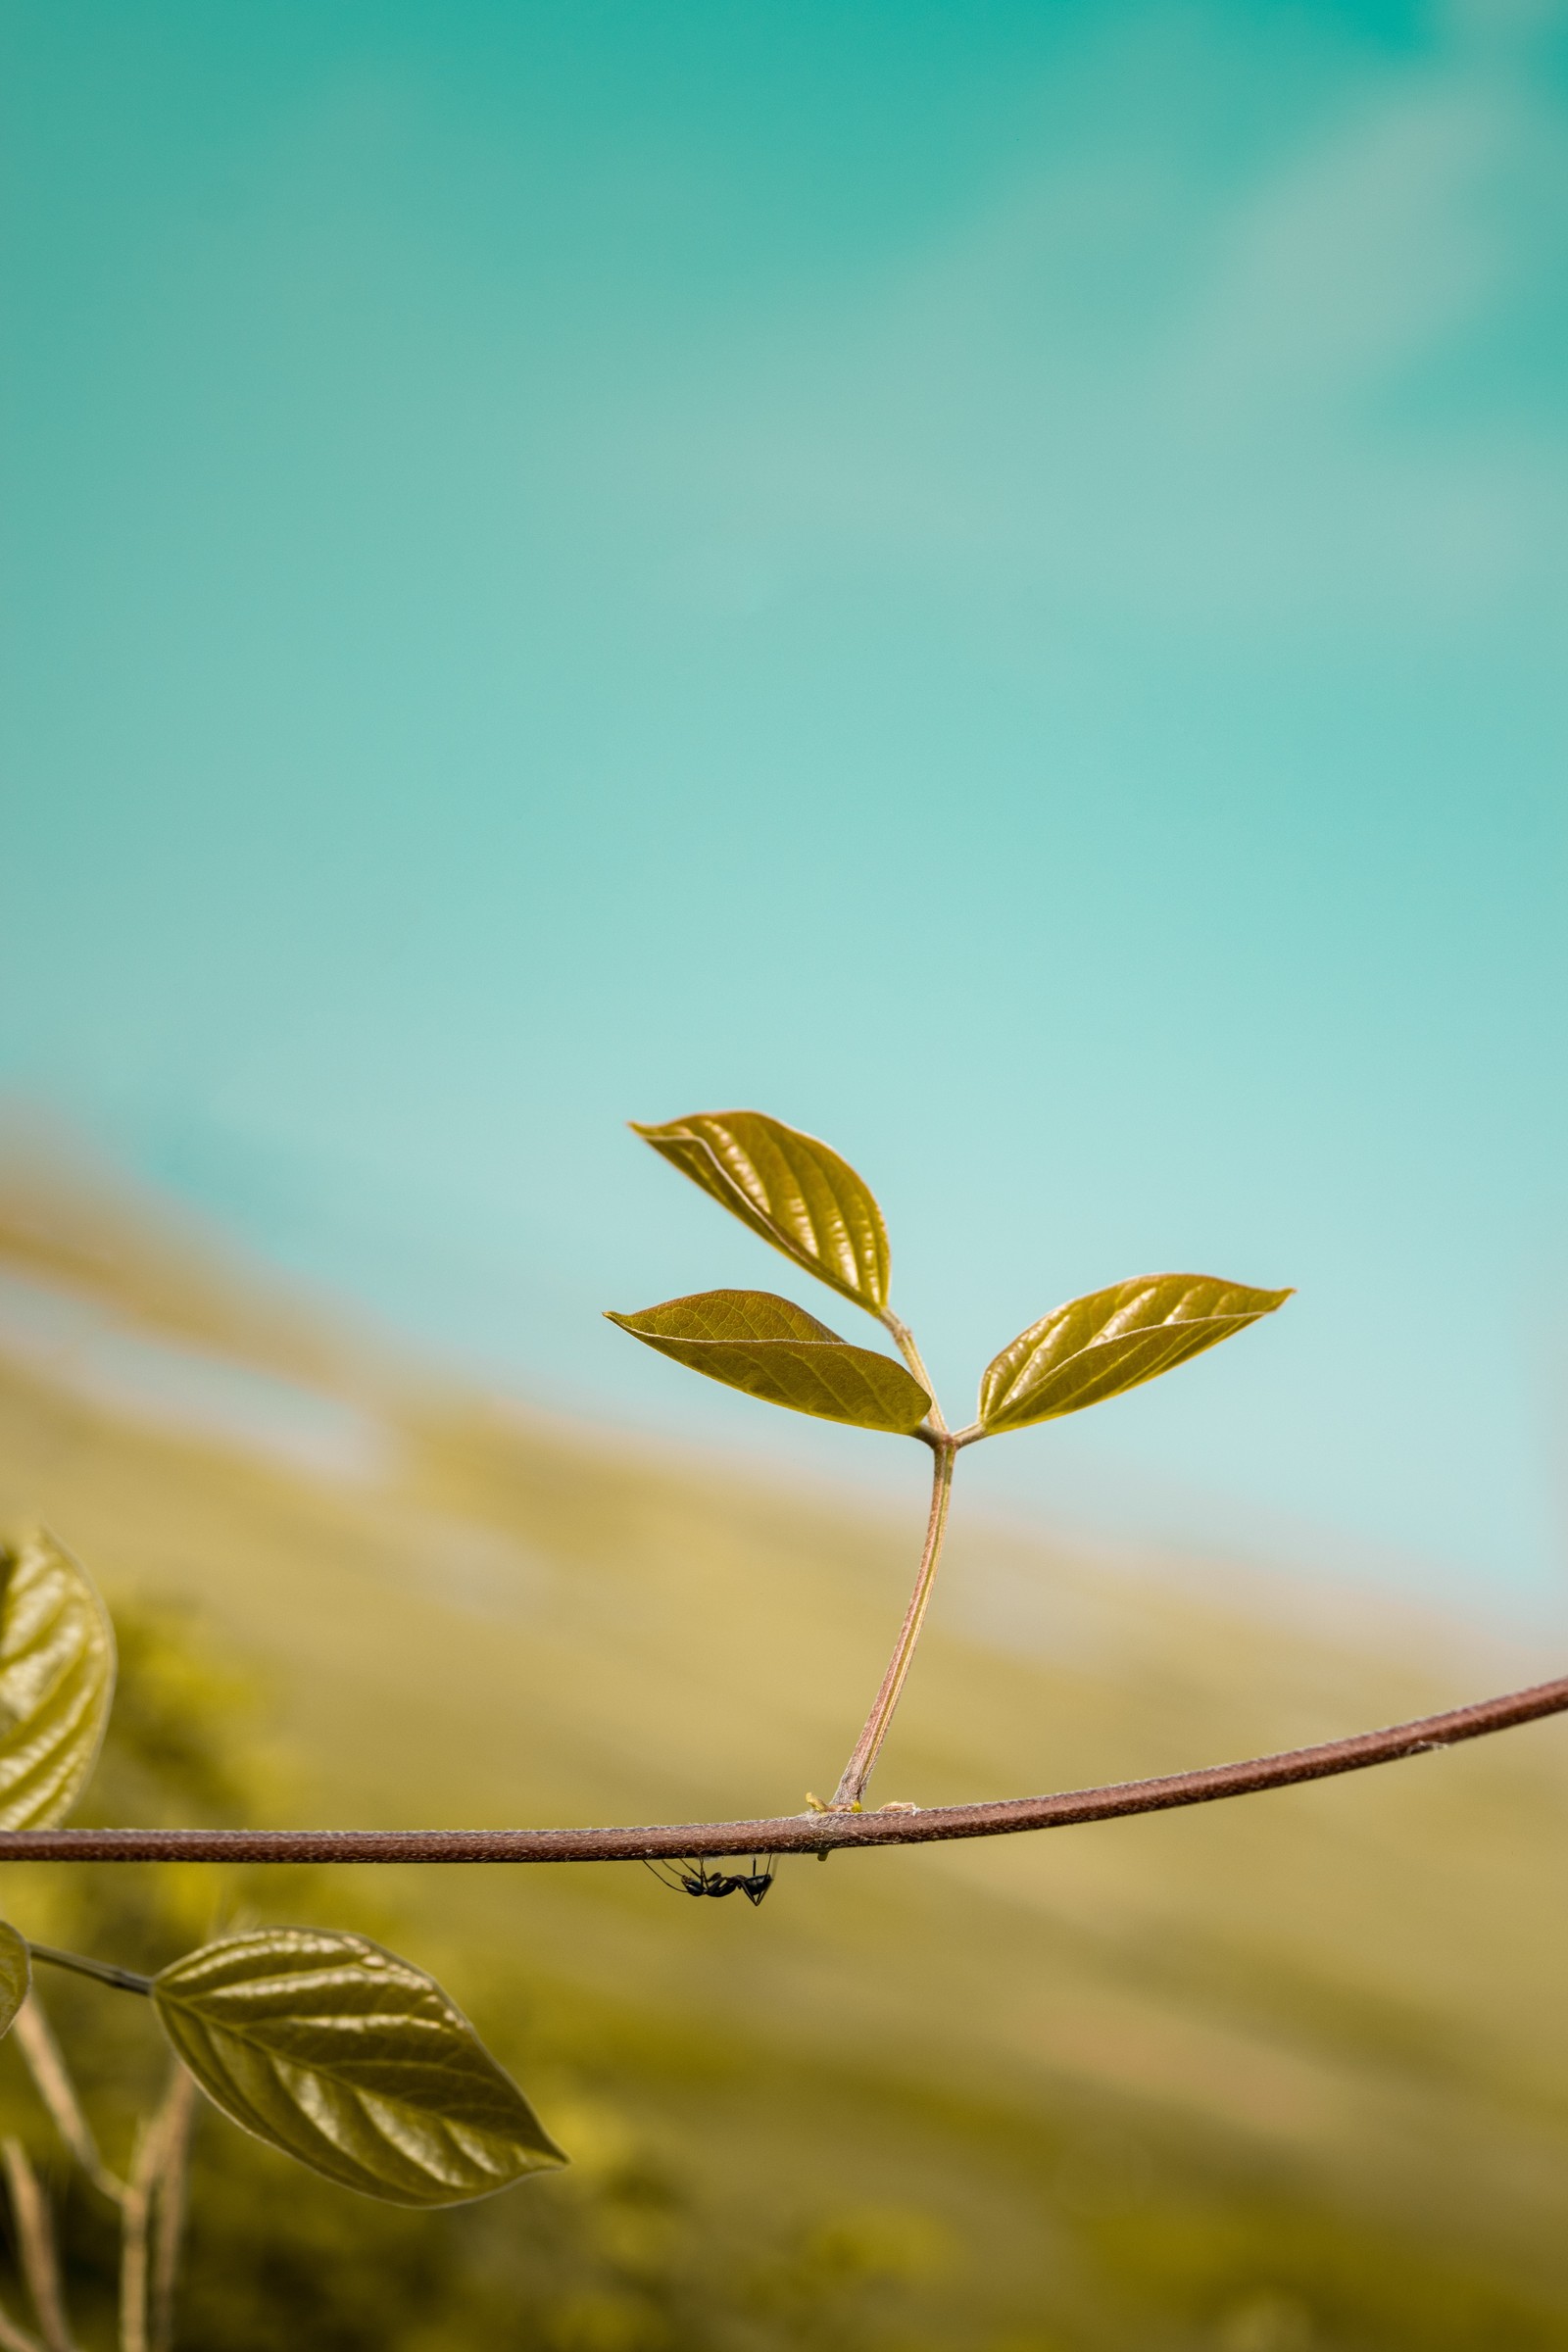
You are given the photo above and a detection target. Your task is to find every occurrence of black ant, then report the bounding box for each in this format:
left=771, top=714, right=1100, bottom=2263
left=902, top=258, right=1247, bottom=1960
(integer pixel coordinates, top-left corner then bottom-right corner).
left=642, top=1854, right=775, bottom=1906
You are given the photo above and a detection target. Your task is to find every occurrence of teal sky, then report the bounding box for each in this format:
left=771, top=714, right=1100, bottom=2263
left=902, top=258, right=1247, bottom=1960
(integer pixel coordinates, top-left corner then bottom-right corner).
left=3, top=0, right=1566, bottom=1615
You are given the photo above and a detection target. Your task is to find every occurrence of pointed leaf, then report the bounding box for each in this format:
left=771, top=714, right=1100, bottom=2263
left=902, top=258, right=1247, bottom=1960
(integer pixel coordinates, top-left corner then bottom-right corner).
left=0, top=1528, right=116, bottom=1830
left=152, top=1928, right=565, bottom=2207
left=607, top=1290, right=930, bottom=1435
left=632, top=1110, right=890, bottom=1314
left=0, top=1924, right=30, bottom=2037
left=979, top=1273, right=1293, bottom=1435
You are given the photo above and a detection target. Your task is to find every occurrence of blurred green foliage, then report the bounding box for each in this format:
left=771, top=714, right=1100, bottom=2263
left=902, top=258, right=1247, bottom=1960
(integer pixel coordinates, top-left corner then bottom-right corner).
left=0, top=1601, right=983, bottom=2351
left=5, top=1155, right=1568, bottom=2348
left=2, top=1599, right=1567, bottom=2350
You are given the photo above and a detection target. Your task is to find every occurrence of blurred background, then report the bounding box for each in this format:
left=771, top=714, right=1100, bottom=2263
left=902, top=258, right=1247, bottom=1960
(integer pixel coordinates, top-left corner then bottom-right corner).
left=3, top=1, right=1568, bottom=2344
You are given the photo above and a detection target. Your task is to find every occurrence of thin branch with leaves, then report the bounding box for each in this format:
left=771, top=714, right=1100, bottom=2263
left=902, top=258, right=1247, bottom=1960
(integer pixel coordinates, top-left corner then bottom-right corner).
left=0, top=1106, right=1561, bottom=2341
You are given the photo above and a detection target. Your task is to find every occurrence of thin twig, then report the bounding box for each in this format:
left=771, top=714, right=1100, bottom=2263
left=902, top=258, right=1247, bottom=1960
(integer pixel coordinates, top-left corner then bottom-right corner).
left=119, top=2094, right=172, bottom=2352
left=831, top=1439, right=956, bottom=1808
left=148, top=2071, right=196, bottom=2352
left=0, top=1671, right=1563, bottom=1862
left=11, top=1999, right=128, bottom=2206
left=119, top=2146, right=149, bottom=2352
left=0, top=2140, right=76, bottom=2352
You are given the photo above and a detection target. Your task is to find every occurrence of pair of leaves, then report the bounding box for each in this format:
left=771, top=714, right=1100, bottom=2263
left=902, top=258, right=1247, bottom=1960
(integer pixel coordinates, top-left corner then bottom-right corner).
left=0, top=1534, right=566, bottom=2206
left=619, top=1111, right=926, bottom=1435
left=623, top=1107, right=1292, bottom=1438
left=152, top=1929, right=565, bottom=2207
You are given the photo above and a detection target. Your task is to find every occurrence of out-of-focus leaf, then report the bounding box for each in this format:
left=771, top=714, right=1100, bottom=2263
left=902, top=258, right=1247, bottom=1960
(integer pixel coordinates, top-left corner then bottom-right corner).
left=0, top=1923, right=30, bottom=2037
left=607, top=1290, right=930, bottom=1434
left=152, top=1929, right=565, bottom=2207
left=979, top=1273, right=1293, bottom=1435
left=0, top=1528, right=116, bottom=1830
left=631, top=1110, right=890, bottom=1314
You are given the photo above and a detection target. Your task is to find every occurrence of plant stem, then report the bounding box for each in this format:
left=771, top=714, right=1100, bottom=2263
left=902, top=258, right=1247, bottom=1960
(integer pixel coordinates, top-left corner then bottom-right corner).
left=0, top=2140, right=76, bottom=2352
left=118, top=2066, right=197, bottom=2352
left=24, top=1947, right=152, bottom=1999
left=12, top=1997, right=128, bottom=2206
left=9, top=1992, right=192, bottom=2352
left=119, top=2135, right=154, bottom=2352
left=148, top=2071, right=197, bottom=2352
left=830, top=1437, right=956, bottom=1809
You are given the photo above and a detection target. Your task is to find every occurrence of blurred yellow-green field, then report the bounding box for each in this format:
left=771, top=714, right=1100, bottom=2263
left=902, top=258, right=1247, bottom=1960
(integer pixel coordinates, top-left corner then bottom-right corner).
left=2, top=1136, right=1567, bottom=2350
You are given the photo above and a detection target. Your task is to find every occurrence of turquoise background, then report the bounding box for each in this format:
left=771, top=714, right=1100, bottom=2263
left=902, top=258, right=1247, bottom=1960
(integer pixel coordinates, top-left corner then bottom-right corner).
left=3, top=1, right=1565, bottom=1610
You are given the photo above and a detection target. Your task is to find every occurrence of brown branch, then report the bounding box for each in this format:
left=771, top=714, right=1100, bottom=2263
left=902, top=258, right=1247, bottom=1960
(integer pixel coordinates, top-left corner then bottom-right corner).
left=0, top=1671, right=1563, bottom=1865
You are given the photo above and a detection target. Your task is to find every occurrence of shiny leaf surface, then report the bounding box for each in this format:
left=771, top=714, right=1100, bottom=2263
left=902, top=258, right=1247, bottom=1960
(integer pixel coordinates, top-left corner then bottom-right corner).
left=153, top=1929, right=565, bottom=2207
left=632, top=1110, right=890, bottom=1313
left=979, top=1273, right=1293, bottom=1435
left=0, top=1923, right=29, bottom=2037
left=0, top=1528, right=116, bottom=1830
left=607, top=1290, right=930, bottom=1434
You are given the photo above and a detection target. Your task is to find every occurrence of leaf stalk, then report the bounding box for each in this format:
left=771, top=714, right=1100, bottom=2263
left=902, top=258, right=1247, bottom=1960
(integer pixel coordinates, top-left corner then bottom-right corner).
left=24, top=1946, right=154, bottom=1999
left=878, top=1308, right=946, bottom=1434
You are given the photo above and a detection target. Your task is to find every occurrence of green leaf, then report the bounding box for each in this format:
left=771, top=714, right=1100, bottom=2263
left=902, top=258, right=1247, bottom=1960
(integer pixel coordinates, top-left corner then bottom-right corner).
left=152, top=1929, right=566, bottom=2207
left=631, top=1110, right=891, bottom=1314
left=0, top=1528, right=116, bottom=1830
left=979, top=1273, right=1293, bottom=1435
left=607, top=1290, right=931, bottom=1434
left=0, top=1923, right=30, bottom=2037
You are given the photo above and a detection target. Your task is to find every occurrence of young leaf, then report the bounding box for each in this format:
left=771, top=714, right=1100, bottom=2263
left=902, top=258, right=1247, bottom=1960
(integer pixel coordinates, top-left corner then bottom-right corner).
left=0, top=1923, right=30, bottom=2037
left=0, top=1528, right=116, bottom=1830
left=631, top=1110, right=890, bottom=1314
left=607, top=1290, right=930, bottom=1435
left=152, top=1928, right=566, bottom=2207
left=979, top=1273, right=1293, bottom=1435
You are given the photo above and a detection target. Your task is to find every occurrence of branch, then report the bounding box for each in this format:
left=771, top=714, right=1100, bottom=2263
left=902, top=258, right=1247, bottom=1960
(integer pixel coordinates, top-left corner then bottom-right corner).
left=111, top=2066, right=199, bottom=2352
left=11, top=1998, right=128, bottom=2205
left=148, top=2071, right=197, bottom=2352
left=0, top=2140, right=77, bottom=2352
left=0, top=1671, right=1561, bottom=1863
left=119, top=2122, right=157, bottom=2352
